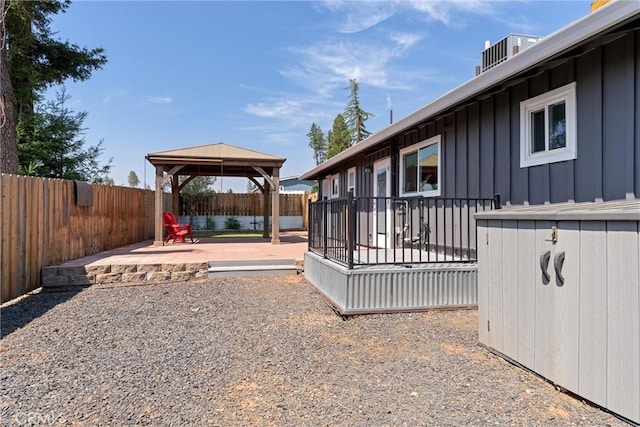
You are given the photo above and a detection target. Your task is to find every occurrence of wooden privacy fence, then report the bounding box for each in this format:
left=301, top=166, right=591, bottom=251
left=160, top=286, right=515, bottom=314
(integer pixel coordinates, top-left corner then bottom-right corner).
left=180, top=192, right=308, bottom=217
left=0, top=174, right=171, bottom=302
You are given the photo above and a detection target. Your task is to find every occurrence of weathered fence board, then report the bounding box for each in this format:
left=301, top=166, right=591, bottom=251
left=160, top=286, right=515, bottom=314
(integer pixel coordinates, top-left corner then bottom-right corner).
left=0, top=174, right=171, bottom=302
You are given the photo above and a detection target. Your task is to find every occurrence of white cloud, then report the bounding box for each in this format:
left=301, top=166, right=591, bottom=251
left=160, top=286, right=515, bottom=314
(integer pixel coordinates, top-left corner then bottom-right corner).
left=146, top=96, right=173, bottom=104
left=322, top=0, right=497, bottom=32
left=282, top=33, right=424, bottom=92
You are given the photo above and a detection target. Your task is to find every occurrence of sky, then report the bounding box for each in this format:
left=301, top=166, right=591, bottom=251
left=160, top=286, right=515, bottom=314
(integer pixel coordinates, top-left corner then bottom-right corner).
left=47, top=0, right=594, bottom=191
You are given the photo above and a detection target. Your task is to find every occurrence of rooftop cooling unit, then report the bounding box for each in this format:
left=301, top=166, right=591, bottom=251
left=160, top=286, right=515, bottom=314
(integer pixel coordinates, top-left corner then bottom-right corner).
left=480, top=34, right=542, bottom=73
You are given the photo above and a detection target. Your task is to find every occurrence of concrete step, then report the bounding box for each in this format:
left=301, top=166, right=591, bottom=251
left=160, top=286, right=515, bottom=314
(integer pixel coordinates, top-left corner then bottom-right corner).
left=208, top=259, right=301, bottom=278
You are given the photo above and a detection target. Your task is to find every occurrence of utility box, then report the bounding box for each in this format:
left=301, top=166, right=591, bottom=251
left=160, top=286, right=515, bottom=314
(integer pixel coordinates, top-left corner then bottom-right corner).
left=476, top=200, right=640, bottom=424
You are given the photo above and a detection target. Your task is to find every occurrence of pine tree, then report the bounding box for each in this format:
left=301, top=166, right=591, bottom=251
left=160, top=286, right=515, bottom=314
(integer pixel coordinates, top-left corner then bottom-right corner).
left=344, top=79, right=373, bottom=145
left=1, top=0, right=107, bottom=173
left=307, top=123, right=327, bottom=165
left=128, top=171, right=140, bottom=187
left=16, top=88, right=112, bottom=182
left=326, top=114, right=350, bottom=159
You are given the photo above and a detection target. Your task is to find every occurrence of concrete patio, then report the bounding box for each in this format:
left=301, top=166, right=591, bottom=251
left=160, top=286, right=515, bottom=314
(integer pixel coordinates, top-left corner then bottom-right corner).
left=41, top=231, right=308, bottom=288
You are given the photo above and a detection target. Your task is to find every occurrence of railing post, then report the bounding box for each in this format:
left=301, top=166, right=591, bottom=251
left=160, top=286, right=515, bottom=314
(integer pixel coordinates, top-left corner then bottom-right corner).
left=323, top=200, right=328, bottom=259
left=493, top=193, right=502, bottom=210
left=347, top=190, right=355, bottom=269
left=307, top=198, right=312, bottom=252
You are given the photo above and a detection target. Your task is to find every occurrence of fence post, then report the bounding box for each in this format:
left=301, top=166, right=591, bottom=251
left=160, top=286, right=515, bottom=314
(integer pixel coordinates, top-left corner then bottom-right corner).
left=493, top=193, right=502, bottom=210
left=347, top=190, right=355, bottom=269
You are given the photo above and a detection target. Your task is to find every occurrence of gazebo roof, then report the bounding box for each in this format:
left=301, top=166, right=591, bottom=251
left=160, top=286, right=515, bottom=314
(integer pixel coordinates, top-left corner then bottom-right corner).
left=146, top=142, right=286, bottom=177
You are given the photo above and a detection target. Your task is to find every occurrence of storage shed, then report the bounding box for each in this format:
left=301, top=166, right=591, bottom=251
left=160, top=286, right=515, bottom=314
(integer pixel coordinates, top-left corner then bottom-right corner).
left=476, top=200, right=640, bottom=424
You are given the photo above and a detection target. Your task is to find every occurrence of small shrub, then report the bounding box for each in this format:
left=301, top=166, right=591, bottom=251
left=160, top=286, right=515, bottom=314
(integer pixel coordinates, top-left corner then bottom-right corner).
left=225, top=216, right=241, bottom=230
left=206, top=216, right=216, bottom=230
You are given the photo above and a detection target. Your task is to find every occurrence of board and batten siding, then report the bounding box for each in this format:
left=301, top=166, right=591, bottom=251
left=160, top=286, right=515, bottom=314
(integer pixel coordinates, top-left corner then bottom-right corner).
left=324, top=28, right=639, bottom=207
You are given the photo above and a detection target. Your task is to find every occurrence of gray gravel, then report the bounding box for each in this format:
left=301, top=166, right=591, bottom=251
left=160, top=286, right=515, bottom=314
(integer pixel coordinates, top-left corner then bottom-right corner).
left=0, top=275, right=628, bottom=426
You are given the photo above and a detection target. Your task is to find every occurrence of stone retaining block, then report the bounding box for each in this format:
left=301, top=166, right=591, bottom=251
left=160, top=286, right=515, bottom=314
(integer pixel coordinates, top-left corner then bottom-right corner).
left=185, top=263, right=208, bottom=272
left=96, top=273, right=122, bottom=284
left=146, top=271, right=171, bottom=282
left=171, top=271, right=194, bottom=281
left=162, top=263, right=186, bottom=272
left=86, top=265, right=111, bottom=275
left=137, top=264, right=162, bottom=273
left=111, top=264, right=138, bottom=274
left=121, top=272, right=147, bottom=283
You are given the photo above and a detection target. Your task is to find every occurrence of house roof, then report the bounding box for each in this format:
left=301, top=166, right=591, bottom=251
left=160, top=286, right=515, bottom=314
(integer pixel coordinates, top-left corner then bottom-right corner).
left=300, top=0, right=639, bottom=180
left=146, top=142, right=286, bottom=177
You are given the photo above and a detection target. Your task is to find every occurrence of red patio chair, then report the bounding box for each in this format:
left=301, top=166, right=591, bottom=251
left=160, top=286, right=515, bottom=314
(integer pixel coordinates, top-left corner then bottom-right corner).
left=162, top=212, right=194, bottom=244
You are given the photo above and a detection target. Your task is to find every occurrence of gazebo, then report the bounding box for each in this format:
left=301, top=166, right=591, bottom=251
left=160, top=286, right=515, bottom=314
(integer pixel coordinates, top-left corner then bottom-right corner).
left=146, top=143, right=286, bottom=245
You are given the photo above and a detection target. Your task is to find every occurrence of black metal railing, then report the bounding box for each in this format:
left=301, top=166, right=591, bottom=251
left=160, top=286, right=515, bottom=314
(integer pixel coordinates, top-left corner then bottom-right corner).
left=308, top=193, right=500, bottom=268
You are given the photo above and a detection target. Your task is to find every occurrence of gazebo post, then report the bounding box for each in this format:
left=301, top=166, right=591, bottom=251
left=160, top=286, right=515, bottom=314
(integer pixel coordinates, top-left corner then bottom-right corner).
left=262, top=178, right=270, bottom=239
left=171, top=174, right=180, bottom=217
left=154, top=165, right=164, bottom=246
left=271, top=167, right=280, bottom=244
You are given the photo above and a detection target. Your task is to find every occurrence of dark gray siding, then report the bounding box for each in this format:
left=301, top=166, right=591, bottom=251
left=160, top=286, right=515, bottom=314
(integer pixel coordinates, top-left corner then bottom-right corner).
left=320, top=26, right=639, bottom=206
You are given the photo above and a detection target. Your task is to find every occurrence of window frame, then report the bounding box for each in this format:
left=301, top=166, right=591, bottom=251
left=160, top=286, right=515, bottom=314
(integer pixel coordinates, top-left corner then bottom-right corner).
left=520, top=82, right=577, bottom=168
left=330, top=174, right=340, bottom=199
left=399, top=134, right=442, bottom=198
left=347, top=167, right=356, bottom=196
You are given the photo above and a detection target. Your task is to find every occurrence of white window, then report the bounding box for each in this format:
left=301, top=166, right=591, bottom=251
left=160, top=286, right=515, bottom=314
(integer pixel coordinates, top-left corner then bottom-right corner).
left=399, top=135, right=441, bottom=197
left=330, top=174, right=339, bottom=199
left=347, top=167, right=356, bottom=196
left=520, top=82, right=577, bottom=168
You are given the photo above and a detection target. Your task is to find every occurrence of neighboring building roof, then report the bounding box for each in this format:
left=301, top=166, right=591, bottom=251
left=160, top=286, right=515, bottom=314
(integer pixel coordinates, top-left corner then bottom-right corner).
left=300, top=0, right=639, bottom=180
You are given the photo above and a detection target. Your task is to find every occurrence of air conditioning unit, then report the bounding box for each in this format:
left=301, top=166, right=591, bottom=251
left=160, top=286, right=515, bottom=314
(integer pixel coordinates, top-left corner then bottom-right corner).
left=478, top=34, right=542, bottom=74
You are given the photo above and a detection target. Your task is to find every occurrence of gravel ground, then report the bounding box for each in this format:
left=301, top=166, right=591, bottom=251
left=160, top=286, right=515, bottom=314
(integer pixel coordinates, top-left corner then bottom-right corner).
left=0, top=275, right=629, bottom=426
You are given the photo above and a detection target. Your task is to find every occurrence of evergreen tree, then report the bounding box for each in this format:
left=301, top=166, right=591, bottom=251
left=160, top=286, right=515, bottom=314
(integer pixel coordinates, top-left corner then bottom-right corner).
left=180, top=176, right=216, bottom=217
left=307, top=122, right=327, bottom=165
left=1, top=0, right=17, bottom=173
left=344, top=78, right=373, bottom=144
left=326, top=114, right=350, bottom=159
left=128, top=171, right=140, bottom=187
left=1, top=0, right=107, bottom=173
left=16, top=89, right=111, bottom=182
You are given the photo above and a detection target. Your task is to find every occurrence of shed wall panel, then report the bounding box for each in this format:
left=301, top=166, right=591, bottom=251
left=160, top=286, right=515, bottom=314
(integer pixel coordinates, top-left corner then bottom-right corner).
left=577, top=222, right=608, bottom=405
left=606, top=221, right=640, bottom=421
left=553, top=221, right=579, bottom=394
left=516, top=221, right=536, bottom=369
left=500, top=222, right=519, bottom=360
left=477, top=220, right=490, bottom=346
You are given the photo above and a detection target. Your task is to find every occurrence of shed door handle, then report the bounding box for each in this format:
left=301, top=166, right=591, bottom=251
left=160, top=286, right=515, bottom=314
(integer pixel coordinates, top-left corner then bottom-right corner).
left=554, top=251, right=566, bottom=286
left=540, top=251, right=551, bottom=284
